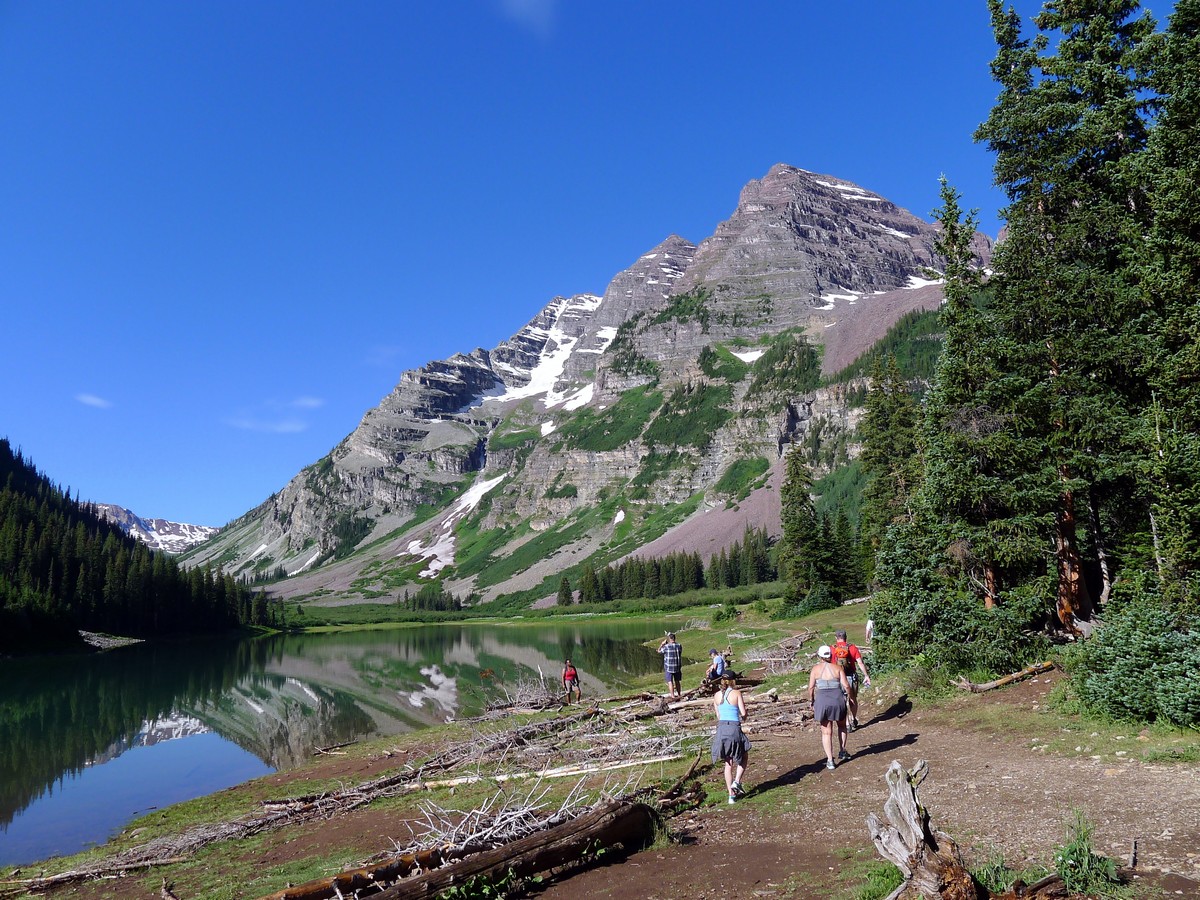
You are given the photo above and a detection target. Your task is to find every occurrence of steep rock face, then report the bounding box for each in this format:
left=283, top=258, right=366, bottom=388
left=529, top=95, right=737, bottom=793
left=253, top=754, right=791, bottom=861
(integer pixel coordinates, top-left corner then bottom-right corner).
left=187, top=163, right=991, bottom=598
left=679, top=163, right=979, bottom=302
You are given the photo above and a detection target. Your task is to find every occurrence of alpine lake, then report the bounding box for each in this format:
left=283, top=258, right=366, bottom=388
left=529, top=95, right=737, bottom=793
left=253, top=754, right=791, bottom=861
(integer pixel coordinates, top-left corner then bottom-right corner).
left=0, top=618, right=671, bottom=867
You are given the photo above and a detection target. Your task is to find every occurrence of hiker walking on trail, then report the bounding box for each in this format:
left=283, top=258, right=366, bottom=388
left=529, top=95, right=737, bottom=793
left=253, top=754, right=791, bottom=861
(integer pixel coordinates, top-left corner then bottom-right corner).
left=832, top=629, right=871, bottom=730
left=562, top=658, right=582, bottom=704
left=659, top=632, right=683, bottom=699
left=711, top=670, right=750, bottom=803
left=809, top=645, right=851, bottom=770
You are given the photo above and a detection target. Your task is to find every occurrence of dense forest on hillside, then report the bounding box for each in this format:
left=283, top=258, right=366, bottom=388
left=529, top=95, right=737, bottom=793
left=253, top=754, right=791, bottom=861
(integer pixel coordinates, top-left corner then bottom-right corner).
left=844, top=0, right=1200, bottom=728
left=0, top=439, right=271, bottom=654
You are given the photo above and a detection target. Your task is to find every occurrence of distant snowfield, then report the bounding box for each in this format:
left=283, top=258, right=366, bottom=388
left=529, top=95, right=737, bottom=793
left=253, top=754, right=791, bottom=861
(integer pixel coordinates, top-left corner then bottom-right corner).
left=732, top=349, right=765, bottom=363
left=486, top=294, right=615, bottom=410
left=905, top=274, right=943, bottom=289
left=404, top=473, right=507, bottom=577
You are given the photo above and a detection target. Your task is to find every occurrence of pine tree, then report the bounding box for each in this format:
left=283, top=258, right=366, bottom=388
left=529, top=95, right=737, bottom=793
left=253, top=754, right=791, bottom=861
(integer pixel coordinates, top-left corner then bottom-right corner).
left=779, top=448, right=820, bottom=599
left=1140, top=0, right=1200, bottom=610
left=858, top=354, right=922, bottom=582
left=556, top=576, right=572, bottom=606
left=974, top=0, right=1157, bottom=630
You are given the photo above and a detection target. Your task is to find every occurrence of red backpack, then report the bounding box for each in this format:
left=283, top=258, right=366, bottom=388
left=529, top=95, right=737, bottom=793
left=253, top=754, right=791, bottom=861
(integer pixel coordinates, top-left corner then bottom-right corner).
left=831, top=641, right=853, bottom=673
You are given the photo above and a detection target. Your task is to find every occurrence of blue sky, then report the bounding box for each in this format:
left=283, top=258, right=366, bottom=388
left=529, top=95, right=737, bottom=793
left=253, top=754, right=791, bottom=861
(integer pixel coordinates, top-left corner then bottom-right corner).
left=0, top=1, right=1161, bottom=527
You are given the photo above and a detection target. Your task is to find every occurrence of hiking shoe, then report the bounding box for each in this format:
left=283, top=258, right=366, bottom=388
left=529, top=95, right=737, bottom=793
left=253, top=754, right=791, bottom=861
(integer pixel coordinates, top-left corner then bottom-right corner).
left=728, top=793, right=737, bottom=804
left=731, top=781, right=745, bottom=797
left=838, top=750, right=851, bottom=762
left=826, top=759, right=836, bottom=770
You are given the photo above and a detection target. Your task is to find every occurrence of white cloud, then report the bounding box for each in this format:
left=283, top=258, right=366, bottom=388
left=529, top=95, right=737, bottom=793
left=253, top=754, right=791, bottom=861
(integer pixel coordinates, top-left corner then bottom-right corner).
left=497, top=0, right=557, bottom=38
left=363, top=344, right=406, bottom=369
left=76, top=393, right=113, bottom=409
left=223, top=415, right=308, bottom=434
left=224, top=395, right=324, bottom=433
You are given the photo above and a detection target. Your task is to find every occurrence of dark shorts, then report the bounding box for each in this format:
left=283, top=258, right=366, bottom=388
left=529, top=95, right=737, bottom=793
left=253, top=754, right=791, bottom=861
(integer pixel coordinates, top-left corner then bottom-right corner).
left=711, top=720, right=751, bottom=763
left=665, top=668, right=681, bottom=684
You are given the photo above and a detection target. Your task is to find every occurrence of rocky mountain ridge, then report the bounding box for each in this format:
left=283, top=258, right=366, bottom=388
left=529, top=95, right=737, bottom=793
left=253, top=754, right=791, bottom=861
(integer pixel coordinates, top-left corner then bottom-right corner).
left=184, top=163, right=991, bottom=605
left=94, top=503, right=218, bottom=554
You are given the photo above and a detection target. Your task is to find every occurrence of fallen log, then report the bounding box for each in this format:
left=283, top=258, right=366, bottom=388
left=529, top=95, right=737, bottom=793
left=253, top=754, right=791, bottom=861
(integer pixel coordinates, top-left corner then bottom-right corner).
left=370, top=799, right=658, bottom=899
left=257, top=849, right=452, bottom=900
left=666, top=687, right=779, bottom=712
left=951, top=662, right=1054, bottom=693
left=1, top=856, right=189, bottom=893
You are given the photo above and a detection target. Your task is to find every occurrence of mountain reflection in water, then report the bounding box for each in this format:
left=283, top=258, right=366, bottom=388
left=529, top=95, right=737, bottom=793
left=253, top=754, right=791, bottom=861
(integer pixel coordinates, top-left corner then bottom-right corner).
left=0, top=620, right=666, bottom=865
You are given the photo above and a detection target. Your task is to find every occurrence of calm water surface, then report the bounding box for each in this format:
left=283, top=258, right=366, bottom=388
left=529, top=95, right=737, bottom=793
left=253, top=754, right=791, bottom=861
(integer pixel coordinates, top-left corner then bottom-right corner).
left=0, top=620, right=667, bottom=866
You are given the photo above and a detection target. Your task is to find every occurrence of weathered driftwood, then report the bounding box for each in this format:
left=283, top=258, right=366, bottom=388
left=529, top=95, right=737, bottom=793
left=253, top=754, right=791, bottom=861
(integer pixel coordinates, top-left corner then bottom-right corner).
left=1, top=856, right=189, bottom=893
left=867, top=760, right=1071, bottom=900
left=866, top=760, right=978, bottom=900
left=951, top=662, right=1054, bottom=694
left=370, top=800, right=658, bottom=899
left=666, top=687, right=779, bottom=712
left=392, top=753, right=683, bottom=793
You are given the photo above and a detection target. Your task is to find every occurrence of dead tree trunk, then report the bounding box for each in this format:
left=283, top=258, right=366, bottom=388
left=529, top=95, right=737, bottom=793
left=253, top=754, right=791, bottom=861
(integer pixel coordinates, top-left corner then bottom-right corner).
left=866, top=760, right=977, bottom=900
left=371, top=799, right=658, bottom=899
left=867, top=760, right=1070, bottom=900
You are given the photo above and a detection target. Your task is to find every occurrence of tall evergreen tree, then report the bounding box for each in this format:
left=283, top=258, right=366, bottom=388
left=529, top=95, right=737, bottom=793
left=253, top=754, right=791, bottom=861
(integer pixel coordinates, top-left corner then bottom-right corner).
left=1140, top=0, right=1200, bottom=610
left=858, top=354, right=922, bottom=583
left=974, top=0, right=1157, bottom=630
left=779, top=448, right=820, bottom=599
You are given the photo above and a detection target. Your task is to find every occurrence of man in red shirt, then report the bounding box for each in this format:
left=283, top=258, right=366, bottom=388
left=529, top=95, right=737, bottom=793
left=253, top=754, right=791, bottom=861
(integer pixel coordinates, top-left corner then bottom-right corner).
left=831, top=629, right=871, bottom=730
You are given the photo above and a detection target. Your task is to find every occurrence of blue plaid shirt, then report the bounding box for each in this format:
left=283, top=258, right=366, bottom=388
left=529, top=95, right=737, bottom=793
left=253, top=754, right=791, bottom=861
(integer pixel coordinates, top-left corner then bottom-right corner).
left=660, top=641, right=682, bottom=671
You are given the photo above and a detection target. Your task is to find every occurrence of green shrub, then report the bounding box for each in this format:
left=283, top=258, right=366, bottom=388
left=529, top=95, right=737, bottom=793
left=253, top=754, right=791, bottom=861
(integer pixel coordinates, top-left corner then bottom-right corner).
left=711, top=601, right=739, bottom=625
left=745, top=331, right=821, bottom=399
left=651, top=288, right=712, bottom=331
left=1062, top=575, right=1200, bottom=727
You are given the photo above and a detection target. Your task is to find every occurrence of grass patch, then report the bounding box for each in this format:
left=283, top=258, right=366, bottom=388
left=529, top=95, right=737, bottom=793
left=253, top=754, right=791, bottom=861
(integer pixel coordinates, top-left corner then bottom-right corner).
left=714, top=456, right=770, bottom=500
left=559, top=385, right=663, bottom=451
left=698, top=344, right=750, bottom=382
left=643, top=382, right=733, bottom=450
left=488, top=427, right=540, bottom=451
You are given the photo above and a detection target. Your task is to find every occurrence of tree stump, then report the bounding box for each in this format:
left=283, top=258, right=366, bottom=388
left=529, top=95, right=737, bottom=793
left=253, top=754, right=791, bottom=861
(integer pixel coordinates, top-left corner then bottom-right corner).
left=865, top=760, right=978, bottom=900
left=866, top=760, right=1070, bottom=900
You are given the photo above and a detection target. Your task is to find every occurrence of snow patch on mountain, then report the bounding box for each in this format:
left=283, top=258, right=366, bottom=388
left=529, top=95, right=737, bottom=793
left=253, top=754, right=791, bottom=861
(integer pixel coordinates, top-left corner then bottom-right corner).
left=732, top=349, right=765, bottom=364
left=94, top=504, right=218, bottom=554
left=404, top=473, right=507, bottom=577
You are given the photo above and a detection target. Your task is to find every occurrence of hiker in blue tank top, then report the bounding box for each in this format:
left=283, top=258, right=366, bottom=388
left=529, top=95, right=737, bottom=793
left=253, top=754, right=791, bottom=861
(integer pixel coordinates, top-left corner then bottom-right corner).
left=710, top=670, right=750, bottom=803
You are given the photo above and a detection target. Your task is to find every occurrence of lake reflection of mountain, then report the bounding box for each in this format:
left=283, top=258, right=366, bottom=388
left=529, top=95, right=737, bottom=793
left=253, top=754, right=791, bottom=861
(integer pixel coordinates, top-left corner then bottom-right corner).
left=0, top=620, right=666, bottom=865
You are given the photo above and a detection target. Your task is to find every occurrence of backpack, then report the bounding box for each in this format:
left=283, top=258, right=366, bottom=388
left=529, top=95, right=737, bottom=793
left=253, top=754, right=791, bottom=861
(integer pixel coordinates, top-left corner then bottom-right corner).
left=832, top=641, right=853, bottom=673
